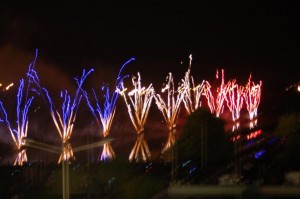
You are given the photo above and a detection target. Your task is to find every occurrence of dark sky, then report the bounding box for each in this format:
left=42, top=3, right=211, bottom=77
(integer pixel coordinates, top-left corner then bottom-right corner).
left=0, top=1, right=299, bottom=107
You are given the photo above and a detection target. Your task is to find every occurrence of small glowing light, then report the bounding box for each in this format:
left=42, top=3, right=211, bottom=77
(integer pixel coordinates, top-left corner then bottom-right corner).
left=254, top=150, right=265, bottom=159
left=286, top=81, right=300, bottom=92
left=249, top=119, right=258, bottom=129
left=232, top=121, right=240, bottom=132
left=5, top=83, right=14, bottom=90
left=246, top=129, right=262, bottom=140
left=231, top=134, right=241, bottom=142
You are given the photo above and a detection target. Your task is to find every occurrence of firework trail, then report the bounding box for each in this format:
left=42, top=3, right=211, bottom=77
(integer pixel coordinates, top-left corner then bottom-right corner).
left=28, top=62, right=94, bottom=163
left=203, top=69, right=230, bottom=117
left=231, top=122, right=240, bottom=132
left=117, top=72, right=154, bottom=162
left=286, top=81, right=300, bottom=91
left=155, top=73, right=183, bottom=131
left=249, top=119, right=258, bottom=129
left=0, top=51, right=38, bottom=166
left=154, top=72, right=184, bottom=153
left=243, top=73, right=262, bottom=122
left=0, top=83, right=14, bottom=91
left=83, top=58, right=134, bottom=161
left=0, top=79, right=33, bottom=166
left=180, top=54, right=206, bottom=115
left=225, top=79, right=244, bottom=127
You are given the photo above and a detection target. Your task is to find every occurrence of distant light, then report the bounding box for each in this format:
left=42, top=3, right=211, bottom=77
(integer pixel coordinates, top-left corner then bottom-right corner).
left=286, top=81, right=300, bottom=92
left=5, top=83, right=14, bottom=91
left=246, top=129, right=262, bottom=140
left=189, top=166, right=197, bottom=174
left=254, top=150, right=265, bottom=159
left=182, top=160, right=191, bottom=167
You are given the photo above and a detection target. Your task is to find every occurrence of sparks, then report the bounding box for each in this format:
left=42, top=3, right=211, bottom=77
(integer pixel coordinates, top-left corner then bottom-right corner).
left=203, top=69, right=230, bottom=117
left=249, top=118, right=258, bottom=130
left=180, top=67, right=206, bottom=115
left=154, top=72, right=184, bottom=153
left=28, top=63, right=94, bottom=163
left=0, top=79, right=33, bottom=166
left=5, top=83, right=14, bottom=91
left=225, top=79, right=244, bottom=123
left=0, top=50, right=37, bottom=166
left=117, top=72, right=154, bottom=162
left=83, top=58, right=134, bottom=161
left=155, top=73, right=183, bottom=131
left=243, top=74, right=262, bottom=122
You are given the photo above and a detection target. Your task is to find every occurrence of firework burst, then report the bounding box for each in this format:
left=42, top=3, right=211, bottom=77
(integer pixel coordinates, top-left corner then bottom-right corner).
left=243, top=74, right=262, bottom=123
left=0, top=51, right=38, bottom=166
left=28, top=62, right=93, bottom=163
left=117, top=72, right=154, bottom=162
left=154, top=72, right=184, bottom=153
left=180, top=54, right=206, bottom=115
left=83, top=58, right=134, bottom=161
left=203, top=69, right=230, bottom=118
left=226, top=79, right=244, bottom=122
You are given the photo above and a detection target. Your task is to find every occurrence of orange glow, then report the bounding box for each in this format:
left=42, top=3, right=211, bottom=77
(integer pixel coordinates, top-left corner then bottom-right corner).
left=246, top=129, right=262, bottom=140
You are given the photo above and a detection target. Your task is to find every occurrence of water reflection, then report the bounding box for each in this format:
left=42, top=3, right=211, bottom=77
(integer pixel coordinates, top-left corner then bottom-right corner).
left=129, top=133, right=151, bottom=162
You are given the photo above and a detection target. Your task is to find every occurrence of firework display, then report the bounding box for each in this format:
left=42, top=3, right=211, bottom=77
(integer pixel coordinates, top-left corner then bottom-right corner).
left=154, top=72, right=184, bottom=153
left=243, top=74, right=262, bottom=122
left=83, top=58, right=134, bottom=161
left=28, top=62, right=93, bottom=163
left=0, top=53, right=37, bottom=166
left=1, top=51, right=264, bottom=166
left=117, top=72, right=154, bottom=162
left=225, top=79, right=244, bottom=131
left=200, top=69, right=262, bottom=131
left=203, top=69, right=231, bottom=118
left=226, top=79, right=244, bottom=122
left=0, top=52, right=263, bottom=199
left=0, top=79, right=33, bottom=165
left=180, top=55, right=206, bottom=115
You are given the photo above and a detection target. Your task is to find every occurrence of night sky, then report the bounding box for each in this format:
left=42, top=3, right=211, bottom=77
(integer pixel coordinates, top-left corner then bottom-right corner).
left=1, top=2, right=299, bottom=84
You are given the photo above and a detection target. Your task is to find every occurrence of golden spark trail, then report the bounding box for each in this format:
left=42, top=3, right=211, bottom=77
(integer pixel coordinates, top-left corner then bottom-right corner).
left=180, top=55, right=206, bottom=115
left=118, top=72, right=154, bottom=162
left=154, top=72, right=184, bottom=153
left=155, top=73, right=183, bottom=131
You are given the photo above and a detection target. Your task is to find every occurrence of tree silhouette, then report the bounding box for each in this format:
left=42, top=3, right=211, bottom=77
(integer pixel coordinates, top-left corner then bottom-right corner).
left=176, top=107, right=234, bottom=168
